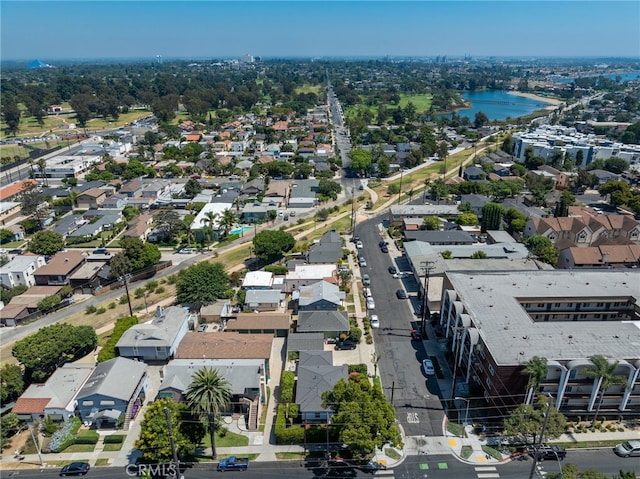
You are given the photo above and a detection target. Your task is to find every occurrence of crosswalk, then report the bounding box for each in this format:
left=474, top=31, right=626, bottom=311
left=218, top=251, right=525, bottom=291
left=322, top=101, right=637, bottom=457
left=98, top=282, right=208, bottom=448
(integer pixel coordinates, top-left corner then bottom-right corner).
left=475, top=465, right=500, bottom=478
left=370, top=463, right=500, bottom=478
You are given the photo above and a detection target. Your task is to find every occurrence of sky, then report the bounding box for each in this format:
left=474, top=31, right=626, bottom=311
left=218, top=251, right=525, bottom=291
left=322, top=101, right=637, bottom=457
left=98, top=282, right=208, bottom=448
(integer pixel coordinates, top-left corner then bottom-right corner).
left=1, top=1, right=639, bottom=61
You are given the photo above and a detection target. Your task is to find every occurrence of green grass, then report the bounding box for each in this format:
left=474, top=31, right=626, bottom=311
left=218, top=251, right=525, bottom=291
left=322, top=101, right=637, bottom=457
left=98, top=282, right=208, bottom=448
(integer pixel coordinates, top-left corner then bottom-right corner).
left=61, top=444, right=96, bottom=453
left=94, top=459, right=110, bottom=466
left=460, top=445, right=473, bottom=460
left=216, top=453, right=259, bottom=461
left=103, top=442, right=123, bottom=452
left=275, top=452, right=306, bottom=460
left=384, top=447, right=401, bottom=460
left=201, top=428, right=249, bottom=448
left=481, top=445, right=503, bottom=460
left=447, top=421, right=464, bottom=437
left=295, top=84, right=322, bottom=95
left=53, top=459, right=91, bottom=467
left=398, top=93, right=433, bottom=112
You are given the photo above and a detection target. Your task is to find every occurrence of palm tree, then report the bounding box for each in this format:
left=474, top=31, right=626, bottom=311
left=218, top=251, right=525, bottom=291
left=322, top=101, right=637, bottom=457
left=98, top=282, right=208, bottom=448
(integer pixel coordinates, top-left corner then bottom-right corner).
left=185, top=367, right=232, bottom=460
left=583, top=355, right=628, bottom=427
left=521, top=356, right=548, bottom=405
left=219, top=209, right=237, bottom=238
left=201, top=211, right=218, bottom=242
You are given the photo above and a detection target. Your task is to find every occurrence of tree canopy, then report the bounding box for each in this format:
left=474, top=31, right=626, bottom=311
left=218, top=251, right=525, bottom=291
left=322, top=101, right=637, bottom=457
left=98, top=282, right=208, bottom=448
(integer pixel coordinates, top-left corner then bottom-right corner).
left=12, top=323, right=97, bottom=383
left=119, top=237, right=161, bottom=272
left=503, top=395, right=566, bottom=444
left=175, top=262, right=230, bottom=310
left=0, top=364, right=24, bottom=406
left=253, top=230, right=296, bottom=262
left=28, top=230, right=65, bottom=255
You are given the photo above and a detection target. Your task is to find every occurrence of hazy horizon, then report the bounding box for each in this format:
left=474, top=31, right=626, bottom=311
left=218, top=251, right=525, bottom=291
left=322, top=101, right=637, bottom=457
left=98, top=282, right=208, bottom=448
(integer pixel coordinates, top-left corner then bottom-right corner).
left=2, top=1, right=639, bottom=61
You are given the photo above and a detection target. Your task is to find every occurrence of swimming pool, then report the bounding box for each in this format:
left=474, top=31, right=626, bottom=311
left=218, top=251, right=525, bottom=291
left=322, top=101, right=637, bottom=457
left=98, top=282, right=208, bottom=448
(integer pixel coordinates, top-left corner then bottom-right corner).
left=230, top=225, right=252, bottom=235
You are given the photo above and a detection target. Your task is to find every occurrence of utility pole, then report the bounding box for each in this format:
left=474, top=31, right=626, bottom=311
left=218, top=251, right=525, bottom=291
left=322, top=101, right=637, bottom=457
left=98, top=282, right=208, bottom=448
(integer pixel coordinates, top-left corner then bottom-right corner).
left=28, top=424, right=43, bottom=467
left=165, top=407, right=180, bottom=478
left=350, top=188, right=356, bottom=236
left=119, top=273, right=133, bottom=317
left=528, top=395, right=553, bottom=479
left=420, top=261, right=434, bottom=337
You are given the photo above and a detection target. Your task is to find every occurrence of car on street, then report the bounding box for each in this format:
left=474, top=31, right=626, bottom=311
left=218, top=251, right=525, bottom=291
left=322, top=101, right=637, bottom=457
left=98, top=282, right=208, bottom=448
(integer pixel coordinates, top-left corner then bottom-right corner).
left=422, top=358, right=435, bottom=376
left=353, top=235, right=360, bottom=243
left=380, top=244, right=389, bottom=253
left=335, top=340, right=357, bottom=350
left=363, top=287, right=372, bottom=298
left=529, top=445, right=567, bottom=461
left=362, top=273, right=371, bottom=286
left=358, top=256, right=367, bottom=267
left=179, top=247, right=194, bottom=254
left=355, top=240, right=364, bottom=249
left=0, top=249, right=6, bottom=255
left=8, top=248, right=23, bottom=255
left=411, top=329, right=422, bottom=341
left=379, top=240, right=388, bottom=247
left=349, top=460, right=387, bottom=472
left=388, top=266, right=397, bottom=275
left=60, top=462, right=90, bottom=476
left=369, top=314, right=379, bottom=328
left=614, top=440, right=640, bottom=457
left=396, top=289, right=407, bottom=299
left=366, top=297, right=375, bottom=310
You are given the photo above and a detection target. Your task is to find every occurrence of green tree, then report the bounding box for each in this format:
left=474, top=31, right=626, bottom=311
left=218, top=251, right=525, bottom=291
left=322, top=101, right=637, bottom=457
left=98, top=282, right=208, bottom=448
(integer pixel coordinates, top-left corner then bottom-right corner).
left=109, top=252, right=133, bottom=279
left=503, top=395, right=566, bottom=445
left=135, top=398, right=205, bottom=463
left=28, top=231, right=65, bottom=256
left=583, top=355, right=628, bottom=426
left=97, top=316, right=138, bottom=362
left=176, top=262, right=230, bottom=310
left=317, top=179, right=342, bottom=201
left=554, top=190, right=575, bottom=218
left=253, top=230, right=295, bottom=262
left=0, top=229, right=14, bottom=244
left=0, top=364, right=24, bottom=406
left=480, top=203, right=505, bottom=232
left=37, top=294, right=62, bottom=312
left=12, top=323, right=97, bottom=383
left=422, top=216, right=441, bottom=231
left=218, top=209, right=237, bottom=238
left=521, top=356, right=548, bottom=405
left=184, top=178, right=202, bottom=198
left=470, top=250, right=487, bottom=259
left=455, top=213, right=478, bottom=226
left=599, top=180, right=631, bottom=207
left=0, top=413, right=20, bottom=449
left=119, top=237, right=161, bottom=271
left=525, top=234, right=559, bottom=265
left=322, top=377, right=400, bottom=458
left=474, top=111, right=489, bottom=129
left=349, top=149, right=372, bottom=175
left=429, top=178, right=449, bottom=203
left=185, top=367, right=232, bottom=459
left=387, top=183, right=400, bottom=195
left=504, top=207, right=528, bottom=235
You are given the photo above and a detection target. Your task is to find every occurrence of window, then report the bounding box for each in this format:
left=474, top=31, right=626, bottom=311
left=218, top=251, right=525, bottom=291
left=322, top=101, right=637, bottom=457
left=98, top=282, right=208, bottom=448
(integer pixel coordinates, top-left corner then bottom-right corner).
left=82, top=401, right=93, bottom=406
left=583, top=303, right=590, bottom=307
left=596, top=302, right=604, bottom=307
left=580, top=313, right=587, bottom=319
left=567, top=303, right=573, bottom=308
left=554, top=303, right=561, bottom=307
left=488, top=365, right=495, bottom=376
left=537, top=303, right=544, bottom=308
left=100, top=400, right=115, bottom=406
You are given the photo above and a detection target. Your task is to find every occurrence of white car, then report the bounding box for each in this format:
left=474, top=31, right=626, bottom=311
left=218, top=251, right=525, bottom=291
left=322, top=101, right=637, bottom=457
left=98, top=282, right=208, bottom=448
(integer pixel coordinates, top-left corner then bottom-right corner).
left=366, top=298, right=375, bottom=310
left=422, top=358, right=435, bottom=376
left=369, top=314, right=379, bottom=328
left=363, top=287, right=373, bottom=298
left=356, top=241, right=364, bottom=249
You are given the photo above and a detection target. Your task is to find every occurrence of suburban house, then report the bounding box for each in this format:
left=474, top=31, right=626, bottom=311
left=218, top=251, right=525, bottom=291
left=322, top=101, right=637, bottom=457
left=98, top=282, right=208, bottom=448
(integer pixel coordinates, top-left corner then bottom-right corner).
left=176, top=332, right=274, bottom=383
left=190, top=202, right=233, bottom=241
left=116, top=306, right=192, bottom=362
left=12, top=363, right=95, bottom=423
left=285, top=264, right=337, bottom=293
left=199, top=300, right=232, bottom=324
left=244, top=289, right=285, bottom=311
left=242, top=271, right=274, bottom=290
left=75, top=188, right=108, bottom=209
left=68, top=261, right=108, bottom=293
left=123, top=214, right=153, bottom=241
left=388, top=204, right=460, bottom=227
left=224, top=312, right=290, bottom=337
left=286, top=333, right=325, bottom=355
left=76, top=357, right=149, bottom=430
left=119, top=179, right=145, bottom=198
left=306, top=230, right=343, bottom=264
left=295, top=351, right=348, bottom=422
left=158, top=358, right=266, bottom=431
left=296, top=281, right=344, bottom=312
left=0, top=255, right=46, bottom=289
left=33, top=251, right=85, bottom=286
left=403, top=230, right=476, bottom=245
left=288, top=179, right=318, bottom=209
left=296, top=310, right=349, bottom=338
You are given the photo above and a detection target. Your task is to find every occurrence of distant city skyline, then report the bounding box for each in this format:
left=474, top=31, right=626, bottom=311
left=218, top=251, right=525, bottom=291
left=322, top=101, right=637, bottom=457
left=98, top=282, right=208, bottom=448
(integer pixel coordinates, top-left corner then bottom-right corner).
left=1, top=1, right=639, bottom=62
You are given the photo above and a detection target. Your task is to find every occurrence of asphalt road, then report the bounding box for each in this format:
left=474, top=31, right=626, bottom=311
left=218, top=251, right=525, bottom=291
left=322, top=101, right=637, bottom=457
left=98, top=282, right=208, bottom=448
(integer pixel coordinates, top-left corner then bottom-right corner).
left=355, top=216, right=444, bottom=438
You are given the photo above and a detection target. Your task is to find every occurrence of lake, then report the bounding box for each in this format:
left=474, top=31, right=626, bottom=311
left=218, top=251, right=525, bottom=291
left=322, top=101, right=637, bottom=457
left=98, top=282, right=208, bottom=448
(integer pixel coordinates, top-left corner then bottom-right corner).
left=437, top=90, right=553, bottom=122
left=555, top=71, right=640, bottom=83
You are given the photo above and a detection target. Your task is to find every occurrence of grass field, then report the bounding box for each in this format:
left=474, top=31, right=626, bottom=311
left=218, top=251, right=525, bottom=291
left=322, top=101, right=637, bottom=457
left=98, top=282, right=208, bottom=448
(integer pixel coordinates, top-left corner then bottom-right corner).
left=398, top=93, right=433, bottom=112
left=295, top=84, right=322, bottom=95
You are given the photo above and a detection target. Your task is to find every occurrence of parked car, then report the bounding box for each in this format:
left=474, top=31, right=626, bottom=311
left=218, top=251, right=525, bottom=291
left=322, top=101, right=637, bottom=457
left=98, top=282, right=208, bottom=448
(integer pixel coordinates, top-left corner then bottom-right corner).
left=289, top=210, right=296, bottom=217
left=614, top=440, right=640, bottom=457
left=362, top=274, right=371, bottom=286
left=369, top=314, right=379, bottom=328
left=380, top=244, right=389, bottom=253
left=422, top=358, right=435, bottom=376
left=179, top=247, right=194, bottom=254
left=350, top=460, right=387, bottom=472
left=363, top=287, right=372, bottom=298
left=60, top=462, right=90, bottom=476
left=396, top=289, right=407, bottom=299
left=358, top=256, right=367, bottom=267
left=8, top=248, right=23, bottom=255
left=283, top=214, right=289, bottom=221
left=356, top=240, right=364, bottom=249
left=379, top=240, right=388, bottom=247
left=352, top=235, right=360, bottom=243
left=366, top=298, right=375, bottom=310
left=388, top=266, right=397, bottom=275
left=529, top=445, right=567, bottom=461
left=335, top=340, right=357, bottom=350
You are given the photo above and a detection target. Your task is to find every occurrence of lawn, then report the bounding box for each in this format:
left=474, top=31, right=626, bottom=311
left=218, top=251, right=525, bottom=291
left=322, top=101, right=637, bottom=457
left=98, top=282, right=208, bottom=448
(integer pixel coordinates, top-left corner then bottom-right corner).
left=275, top=452, right=306, bottom=460
left=61, top=444, right=96, bottom=453
left=200, top=428, right=249, bottom=448
left=94, top=459, right=111, bottom=466
left=103, top=442, right=123, bottom=452
left=295, top=84, right=322, bottom=95
left=398, top=93, right=433, bottom=112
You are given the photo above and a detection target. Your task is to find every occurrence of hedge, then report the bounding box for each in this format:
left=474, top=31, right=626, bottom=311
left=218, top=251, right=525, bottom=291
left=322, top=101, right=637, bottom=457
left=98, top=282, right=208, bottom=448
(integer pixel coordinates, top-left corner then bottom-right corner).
left=104, top=434, right=126, bottom=444
left=274, top=405, right=304, bottom=444
left=74, top=431, right=99, bottom=445
left=48, top=417, right=81, bottom=452
left=280, top=371, right=295, bottom=404
left=348, top=364, right=368, bottom=376
left=97, top=316, right=138, bottom=362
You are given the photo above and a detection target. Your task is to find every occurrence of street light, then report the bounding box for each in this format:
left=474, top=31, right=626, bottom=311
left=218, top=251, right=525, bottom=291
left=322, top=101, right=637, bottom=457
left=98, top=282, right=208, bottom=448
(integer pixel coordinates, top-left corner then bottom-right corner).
left=454, top=397, right=471, bottom=427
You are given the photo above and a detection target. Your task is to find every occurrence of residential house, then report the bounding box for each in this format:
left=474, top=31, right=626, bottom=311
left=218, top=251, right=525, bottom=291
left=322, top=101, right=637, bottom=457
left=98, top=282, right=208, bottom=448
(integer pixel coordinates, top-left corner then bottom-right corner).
left=0, top=224, right=25, bottom=243
left=590, top=169, right=621, bottom=186
left=286, top=333, right=325, bottom=355
left=460, top=194, right=491, bottom=217
left=0, top=255, right=46, bottom=289
left=68, top=261, right=108, bottom=294
left=403, top=230, right=476, bottom=245
left=123, top=214, right=153, bottom=241
left=102, top=193, right=128, bottom=209
left=306, top=230, right=343, bottom=265
left=190, top=202, right=233, bottom=241
left=242, top=271, right=274, bottom=290
left=244, top=289, right=285, bottom=311
left=76, top=357, right=149, bottom=429
left=241, top=178, right=265, bottom=198
left=463, top=166, right=486, bottom=181
left=297, top=281, right=344, bottom=312
left=176, top=332, right=274, bottom=382
left=33, top=251, right=85, bottom=286
left=296, top=351, right=348, bottom=422
left=288, top=179, right=318, bottom=209
left=75, top=188, right=108, bottom=209
left=285, top=264, right=337, bottom=293
left=0, top=303, right=30, bottom=326
left=402, top=218, right=423, bottom=232
left=12, top=363, right=95, bottom=422
left=557, top=244, right=640, bottom=269
left=224, top=312, right=290, bottom=337
left=157, top=358, right=266, bottom=430
left=388, top=205, right=460, bottom=227
left=119, top=179, right=145, bottom=198
left=199, top=300, right=232, bottom=324
left=296, top=310, right=349, bottom=338
left=116, top=306, right=192, bottom=362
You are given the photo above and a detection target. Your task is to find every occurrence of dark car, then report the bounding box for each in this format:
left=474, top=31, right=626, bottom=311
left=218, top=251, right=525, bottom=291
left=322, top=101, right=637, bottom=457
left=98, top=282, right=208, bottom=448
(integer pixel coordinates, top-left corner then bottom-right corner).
left=396, top=289, right=407, bottom=299
left=388, top=266, right=398, bottom=275
left=327, top=460, right=356, bottom=476
left=60, top=462, right=90, bottom=476
left=335, top=340, right=357, bottom=350
left=378, top=240, right=388, bottom=247
left=8, top=248, right=23, bottom=255
left=350, top=460, right=387, bottom=472
left=380, top=245, right=389, bottom=253
left=411, top=329, right=423, bottom=341
left=529, top=445, right=566, bottom=461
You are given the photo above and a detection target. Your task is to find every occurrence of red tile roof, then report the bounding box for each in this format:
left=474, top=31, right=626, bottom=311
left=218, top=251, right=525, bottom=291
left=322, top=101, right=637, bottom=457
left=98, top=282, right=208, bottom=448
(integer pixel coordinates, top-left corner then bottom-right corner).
left=0, top=179, right=37, bottom=201
left=12, top=397, right=50, bottom=414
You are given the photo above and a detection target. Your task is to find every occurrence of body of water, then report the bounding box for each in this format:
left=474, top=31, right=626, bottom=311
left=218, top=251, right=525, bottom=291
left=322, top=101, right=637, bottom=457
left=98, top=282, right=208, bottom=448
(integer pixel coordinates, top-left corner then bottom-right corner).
left=555, top=71, right=640, bottom=83
left=437, top=90, right=553, bottom=122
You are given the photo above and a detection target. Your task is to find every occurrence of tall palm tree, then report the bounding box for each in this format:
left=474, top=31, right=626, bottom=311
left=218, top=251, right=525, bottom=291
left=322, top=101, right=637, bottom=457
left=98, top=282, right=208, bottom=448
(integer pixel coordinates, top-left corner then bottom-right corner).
left=185, top=367, right=232, bottom=460
left=583, top=355, right=628, bottom=426
left=201, top=211, right=218, bottom=242
left=521, top=356, right=548, bottom=405
left=219, top=209, right=237, bottom=238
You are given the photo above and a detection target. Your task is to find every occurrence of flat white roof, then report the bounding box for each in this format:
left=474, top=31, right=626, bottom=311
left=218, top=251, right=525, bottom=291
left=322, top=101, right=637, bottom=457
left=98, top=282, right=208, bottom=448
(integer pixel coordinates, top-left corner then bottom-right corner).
left=190, top=202, right=233, bottom=230
left=243, top=271, right=273, bottom=288
left=287, top=264, right=336, bottom=280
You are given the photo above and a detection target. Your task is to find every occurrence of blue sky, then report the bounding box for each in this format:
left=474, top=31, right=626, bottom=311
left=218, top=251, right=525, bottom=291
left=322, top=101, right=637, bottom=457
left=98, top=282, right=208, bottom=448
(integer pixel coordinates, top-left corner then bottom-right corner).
left=2, top=1, right=639, bottom=61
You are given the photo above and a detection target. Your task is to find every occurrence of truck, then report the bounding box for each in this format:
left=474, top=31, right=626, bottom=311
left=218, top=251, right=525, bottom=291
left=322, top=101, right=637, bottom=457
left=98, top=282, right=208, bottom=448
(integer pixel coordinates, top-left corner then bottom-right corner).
left=216, top=456, right=249, bottom=472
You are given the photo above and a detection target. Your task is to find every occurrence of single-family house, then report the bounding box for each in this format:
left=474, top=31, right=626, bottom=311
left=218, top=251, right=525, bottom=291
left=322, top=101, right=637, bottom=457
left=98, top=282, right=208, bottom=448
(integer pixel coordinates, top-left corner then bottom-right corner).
left=33, top=251, right=85, bottom=286
left=388, top=205, right=460, bottom=227
left=288, top=179, right=318, bottom=209
left=224, top=312, right=290, bottom=337
left=403, top=230, right=476, bottom=245
left=244, top=289, right=285, bottom=311
left=123, top=214, right=153, bottom=241
left=463, top=166, right=486, bottom=181
left=285, top=264, right=337, bottom=293
left=296, top=310, right=349, bottom=338
left=295, top=351, right=348, bottom=422
left=12, top=363, right=95, bottom=423
left=75, top=188, right=108, bottom=209
left=76, top=357, right=149, bottom=429
left=116, top=306, right=192, bottom=362
left=119, top=179, right=145, bottom=198
left=307, top=230, right=343, bottom=264
left=242, top=271, right=274, bottom=290
left=297, top=281, right=344, bottom=312
left=0, top=255, right=46, bottom=289
left=68, top=261, right=108, bottom=294
left=199, top=300, right=232, bottom=324
left=286, top=333, right=325, bottom=355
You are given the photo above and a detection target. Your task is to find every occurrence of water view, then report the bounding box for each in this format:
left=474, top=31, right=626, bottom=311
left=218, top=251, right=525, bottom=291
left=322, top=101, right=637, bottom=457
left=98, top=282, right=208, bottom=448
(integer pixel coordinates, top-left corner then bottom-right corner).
left=555, top=71, right=640, bottom=83
left=438, top=90, right=553, bottom=122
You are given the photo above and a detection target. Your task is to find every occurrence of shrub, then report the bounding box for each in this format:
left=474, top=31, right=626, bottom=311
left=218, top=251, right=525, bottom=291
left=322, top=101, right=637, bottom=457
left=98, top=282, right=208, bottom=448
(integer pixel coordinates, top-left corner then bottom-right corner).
left=108, top=302, right=117, bottom=309
left=119, top=295, right=129, bottom=305
left=85, top=305, right=97, bottom=314
left=348, top=364, right=368, bottom=376
left=145, top=280, right=159, bottom=292
left=134, top=288, right=145, bottom=299
left=96, top=307, right=107, bottom=315
left=49, top=417, right=81, bottom=453
left=274, top=405, right=305, bottom=444
left=97, top=316, right=138, bottom=362
left=349, top=327, right=362, bottom=343
left=155, top=286, right=165, bottom=294
left=366, top=334, right=373, bottom=345
left=103, top=435, right=125, bottom=444
left=280, top=371, right=295, bottom=403
left=74, top=431, right=99, bottom=444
